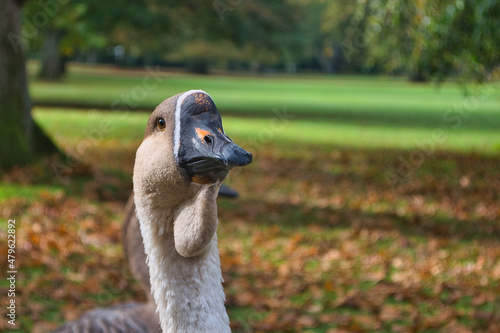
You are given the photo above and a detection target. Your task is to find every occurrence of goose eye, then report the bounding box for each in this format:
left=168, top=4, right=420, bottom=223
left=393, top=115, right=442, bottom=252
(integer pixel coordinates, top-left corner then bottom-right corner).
left=157, top=118, right=166, bottom=131
left=204, top=135, right=213, bottom=146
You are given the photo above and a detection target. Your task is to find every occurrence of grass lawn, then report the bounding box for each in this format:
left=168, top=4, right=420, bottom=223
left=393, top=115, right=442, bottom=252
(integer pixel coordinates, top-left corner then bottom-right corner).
left=0, top=64, right=499, bottom=332
left=29, top=63, right=500, bottom=152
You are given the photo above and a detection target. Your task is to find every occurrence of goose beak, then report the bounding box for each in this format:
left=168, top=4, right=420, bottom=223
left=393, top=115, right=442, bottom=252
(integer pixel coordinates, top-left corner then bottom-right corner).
left=175, top=90, right=252, bottom=184
left=180, top=135, right=252, bottom=184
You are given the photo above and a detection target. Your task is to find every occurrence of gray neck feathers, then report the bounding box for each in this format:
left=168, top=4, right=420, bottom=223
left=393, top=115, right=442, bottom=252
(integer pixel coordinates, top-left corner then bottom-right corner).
left=135, top=188, right=230, bottom=333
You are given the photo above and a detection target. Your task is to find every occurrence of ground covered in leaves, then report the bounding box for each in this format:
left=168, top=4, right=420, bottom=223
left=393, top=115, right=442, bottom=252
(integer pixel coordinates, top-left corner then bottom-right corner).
left=1, top=114, right=500, bottom=332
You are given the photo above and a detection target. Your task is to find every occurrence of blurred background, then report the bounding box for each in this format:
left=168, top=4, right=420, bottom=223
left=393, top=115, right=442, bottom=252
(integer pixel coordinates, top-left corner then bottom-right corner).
left=1, top=0, right=500, bottom=332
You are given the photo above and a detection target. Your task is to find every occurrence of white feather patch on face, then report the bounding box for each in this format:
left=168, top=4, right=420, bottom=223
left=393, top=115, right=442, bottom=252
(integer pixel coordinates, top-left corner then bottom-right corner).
left=173, top=89, right=212, bottom=163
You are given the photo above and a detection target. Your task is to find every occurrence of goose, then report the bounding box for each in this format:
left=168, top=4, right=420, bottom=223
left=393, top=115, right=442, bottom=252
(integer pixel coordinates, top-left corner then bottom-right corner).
left=54, top=90, right=252, bottom=332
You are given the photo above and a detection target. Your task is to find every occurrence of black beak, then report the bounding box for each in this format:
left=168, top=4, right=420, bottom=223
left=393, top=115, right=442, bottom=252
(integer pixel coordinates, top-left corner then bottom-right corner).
left=176, top=91, right=252, bottom=184
left=180, top=135, right=252, bottom=184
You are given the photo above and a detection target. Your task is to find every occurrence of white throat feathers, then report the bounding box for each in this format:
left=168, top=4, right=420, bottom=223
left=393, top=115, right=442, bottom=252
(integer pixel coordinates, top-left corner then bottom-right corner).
left=134, top=185, right=230, bottom=333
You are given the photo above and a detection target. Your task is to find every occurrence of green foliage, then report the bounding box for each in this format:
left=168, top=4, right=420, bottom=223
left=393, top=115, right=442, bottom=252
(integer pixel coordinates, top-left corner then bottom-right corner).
left=21, top=0, right=500, bottom=80
left=365, top=0, right=500, bottom=83
left=22, top=0, right=301, bottom=72
left=22, top=0, right=105, bottom=57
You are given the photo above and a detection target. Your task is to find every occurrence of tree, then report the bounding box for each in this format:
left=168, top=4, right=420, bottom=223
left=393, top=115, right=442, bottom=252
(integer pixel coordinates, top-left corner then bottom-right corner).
left=23, top=0, right=303, bottom=75
left=296, top=0, right=381, bottom=74
left=22, top=0, right=105, bottom=79
left=0, top=0, right=58, bottom=169
left=164, top=0, right=302, bottom=73
left=364, top=0, right=500, bottom=83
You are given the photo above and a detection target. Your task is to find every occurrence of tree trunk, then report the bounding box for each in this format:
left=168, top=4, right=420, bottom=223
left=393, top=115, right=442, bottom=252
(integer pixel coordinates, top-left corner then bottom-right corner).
left=39, top=28, right=64, bottom=80
left=314, top=47, right=333, bottom=74
left=0, top=0, right=59, bottom=169
left=409, top=59, right=429, bottom=82
left=188, top=58, right=210, bottom=74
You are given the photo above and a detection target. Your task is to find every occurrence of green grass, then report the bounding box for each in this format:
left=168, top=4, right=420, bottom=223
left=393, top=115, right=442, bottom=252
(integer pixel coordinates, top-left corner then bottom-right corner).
left=0, top=184, right=62, bottom=202
left=33, top=107, right=500, bottom=154
left=31, top=64, right=500, bottom=121
left=34, top=108, right=146, bottom=146
left=29, top=63, right=500, bottom=153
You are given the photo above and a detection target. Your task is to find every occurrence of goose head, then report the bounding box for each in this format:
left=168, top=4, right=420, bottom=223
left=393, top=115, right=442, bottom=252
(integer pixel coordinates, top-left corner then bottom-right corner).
left=134, top=90, right=252, bottom=207
left=133, top=90, right=252, bottom=257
